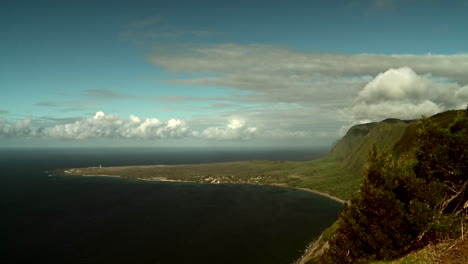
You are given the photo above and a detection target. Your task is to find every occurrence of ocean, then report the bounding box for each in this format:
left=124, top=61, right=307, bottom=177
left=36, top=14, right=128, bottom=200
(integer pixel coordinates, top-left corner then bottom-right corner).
left=0, top=147, right=342, bottom=264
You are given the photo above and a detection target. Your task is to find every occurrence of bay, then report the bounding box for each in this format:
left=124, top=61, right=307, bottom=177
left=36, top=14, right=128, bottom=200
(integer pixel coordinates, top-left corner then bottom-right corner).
left=0, top=148, right=342, bottom=264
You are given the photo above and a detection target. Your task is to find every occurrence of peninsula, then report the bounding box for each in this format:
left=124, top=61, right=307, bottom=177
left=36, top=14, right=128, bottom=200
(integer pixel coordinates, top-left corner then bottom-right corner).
left=60, top=160, right=346, bottom=204
left=58, top=110, right=429, bottom=202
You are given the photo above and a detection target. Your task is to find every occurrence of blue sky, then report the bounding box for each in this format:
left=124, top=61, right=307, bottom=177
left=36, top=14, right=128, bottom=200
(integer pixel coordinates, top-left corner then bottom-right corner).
left=1, top=0, right=468, bottom=148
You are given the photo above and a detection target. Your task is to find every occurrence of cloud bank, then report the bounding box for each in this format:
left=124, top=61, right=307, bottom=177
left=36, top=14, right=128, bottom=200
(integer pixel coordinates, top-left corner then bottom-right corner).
left=0, top=117, right=33, bottom=137
left=4, top=44, right=468, bottom=146
left=0, top=112, right=260, bottom=142
left=148, top=44, right=468, bottom=125
left=43, top=111, right=189, bottom=140
left=193, top=119, right=258, bottom=140
left=343, top=67, right=468, bottom=122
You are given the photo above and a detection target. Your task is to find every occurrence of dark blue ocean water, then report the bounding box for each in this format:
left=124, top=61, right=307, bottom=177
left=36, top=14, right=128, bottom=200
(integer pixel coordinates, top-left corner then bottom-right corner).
left=0, top=148, right=342, bottom=264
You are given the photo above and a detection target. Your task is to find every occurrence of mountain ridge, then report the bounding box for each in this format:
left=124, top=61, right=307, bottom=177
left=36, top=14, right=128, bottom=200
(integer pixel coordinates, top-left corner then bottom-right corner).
left=304, top=108, right=467, bottom=264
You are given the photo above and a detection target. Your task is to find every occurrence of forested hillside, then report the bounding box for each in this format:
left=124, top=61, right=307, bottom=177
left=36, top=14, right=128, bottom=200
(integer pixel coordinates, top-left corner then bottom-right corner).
left=319, top=108, right=468, bottom=263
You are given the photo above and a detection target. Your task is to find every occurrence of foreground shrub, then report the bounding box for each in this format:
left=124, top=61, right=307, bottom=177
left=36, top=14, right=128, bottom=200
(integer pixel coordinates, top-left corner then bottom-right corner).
left=321, top=109, right=468, bottom=263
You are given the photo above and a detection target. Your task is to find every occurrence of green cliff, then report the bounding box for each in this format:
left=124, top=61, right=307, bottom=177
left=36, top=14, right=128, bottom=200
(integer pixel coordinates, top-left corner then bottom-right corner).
left=318, top=108, right=468, bottom=263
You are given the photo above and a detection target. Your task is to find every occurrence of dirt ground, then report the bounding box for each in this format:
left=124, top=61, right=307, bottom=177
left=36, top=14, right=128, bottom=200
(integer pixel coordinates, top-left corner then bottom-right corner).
left=432, top=238, right=468, bottom=264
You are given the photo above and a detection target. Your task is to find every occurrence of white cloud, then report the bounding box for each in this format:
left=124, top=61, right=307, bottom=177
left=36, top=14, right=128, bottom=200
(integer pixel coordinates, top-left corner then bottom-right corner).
left=6, top=44, right=468, bottom=146
left=194, top=118, right=258, bottom=140
left=94, top=111, right=105, bottom=119
left=1, top=119, right=32, bottom=138
left=346, top=100, right=442, bottom=121
left=0, top=112, right=264, bottom=142
left=129, top=114, right=141, bottom=123
left=342, top=67, right=468, bottom=122
left=0, top=117, right=33, bottom=137
left=148, top=44, right=468, bottom=121
left=145, top=44, right=468, bottom=137
left=455, top=85, right=468, bottom=100
left=357, top=67, right=430, bottom=103
left=227, top=119, right=245, bottom=129
left=43, top=111, right=189, bottom=140
left=149, top=44, right=468, bottom=85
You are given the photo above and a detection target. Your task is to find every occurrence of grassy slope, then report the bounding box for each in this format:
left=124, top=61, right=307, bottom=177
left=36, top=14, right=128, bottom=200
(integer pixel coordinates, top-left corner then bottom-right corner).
left=290, top=157, right=362, bottom=200
left=300, top=118, right=415, bottom=200
left=372, top=237, right=468, bottom=264
left=330, top=119, right=414, bottom=170
left=312, top=110, right=463, bottom=200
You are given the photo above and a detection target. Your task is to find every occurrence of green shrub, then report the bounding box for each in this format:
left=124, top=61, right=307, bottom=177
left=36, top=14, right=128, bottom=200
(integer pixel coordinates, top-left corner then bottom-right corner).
left=321, top=109, right=468, bottom=263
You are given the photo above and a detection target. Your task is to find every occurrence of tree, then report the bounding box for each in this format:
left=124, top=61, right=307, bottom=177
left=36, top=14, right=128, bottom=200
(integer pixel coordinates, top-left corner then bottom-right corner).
left=321, top=109, right=468, bottom=263
left=321, top=148, right=414, bottom=263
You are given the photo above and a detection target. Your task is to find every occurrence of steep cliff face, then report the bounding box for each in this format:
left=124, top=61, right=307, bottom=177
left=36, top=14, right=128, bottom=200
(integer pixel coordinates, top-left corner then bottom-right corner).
left=328, top=119, right=415, bottom=171
left=289, top=110, right=464, bottom=202
left=297, top=118, right=418, bottom=201
left=327, top=110, right=463, bottom=173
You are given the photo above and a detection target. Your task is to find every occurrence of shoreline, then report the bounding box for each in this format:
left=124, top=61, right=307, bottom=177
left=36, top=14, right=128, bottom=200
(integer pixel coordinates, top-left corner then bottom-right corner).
left=271, top=184, right=346, bottom=204
left=141, top=177, right=347, bottom=204
left=63, top=172, right=346, bottom=204
left=292, top=187, right=346, bottom=204
left=295, top=235, right=323, bottom=264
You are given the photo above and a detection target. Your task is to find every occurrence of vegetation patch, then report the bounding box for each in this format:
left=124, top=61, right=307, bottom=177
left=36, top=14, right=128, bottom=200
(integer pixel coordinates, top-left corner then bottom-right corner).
left=321, top=109, right=468, bottom=263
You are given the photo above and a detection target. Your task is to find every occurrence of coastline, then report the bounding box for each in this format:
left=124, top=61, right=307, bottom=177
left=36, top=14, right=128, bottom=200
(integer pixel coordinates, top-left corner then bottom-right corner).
left=66, top=172, right=346, bottom=204
left=274, top=185, right=346, bottom=204
left=295, top=235, right=323, bottom=264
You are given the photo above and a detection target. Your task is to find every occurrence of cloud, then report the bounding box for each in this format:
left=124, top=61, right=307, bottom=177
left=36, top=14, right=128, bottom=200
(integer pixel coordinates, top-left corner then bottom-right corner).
left=0, top=117, right=33, bottom=137
left=56, top=44, right=466, bottom=136
left=35, top=102, right=59, bottom=107
left=150, top=96, right=231, bottom=103
left=0, top=112, right=262, bottom=142
left=121, top=16, right=216, bottom=46
left=148, top=44, right=468, bottom=83
left=7, top=43, right=468, bottom=146
left=342, top=67, right=468, bottom=122
left=43, top=111, right=189, bottom=140
left=346, top=100, right=442, bottom=122
left=0, top=110, right=8, bottom=114
left=146, top=43, right=468, bottom=132
left=147, top=44, right=468, bottom=113
left=33, top=101, right=98, bottom=112
left=357, top=67, right=430, bottom=103
left=456, top=85, right=468, bottom=99
left=81, top=90, right=232, bottom=106
left=82, top=89, right=138, bottom=100
left=193, top=119, right=258, bottom=140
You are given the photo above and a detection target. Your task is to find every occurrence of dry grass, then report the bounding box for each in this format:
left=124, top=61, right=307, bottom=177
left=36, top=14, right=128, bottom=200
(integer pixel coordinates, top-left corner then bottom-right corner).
left=372, top=236, right=468, bottom=264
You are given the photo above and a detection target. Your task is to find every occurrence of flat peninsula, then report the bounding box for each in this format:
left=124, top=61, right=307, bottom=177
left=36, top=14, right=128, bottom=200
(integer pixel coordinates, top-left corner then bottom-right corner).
left=58, top=160, right=346, bottom=204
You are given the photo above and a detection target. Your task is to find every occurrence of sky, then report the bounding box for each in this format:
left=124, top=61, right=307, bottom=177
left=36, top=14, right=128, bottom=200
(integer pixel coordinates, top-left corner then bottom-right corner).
left=1, top=0, right=468, bottom=148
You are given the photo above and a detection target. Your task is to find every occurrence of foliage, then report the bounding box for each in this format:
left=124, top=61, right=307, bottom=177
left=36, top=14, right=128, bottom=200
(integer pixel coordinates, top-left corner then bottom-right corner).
left=321, top=108, right=468, bottom=263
